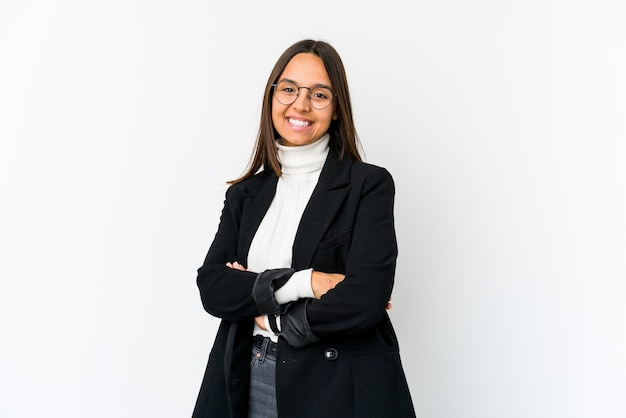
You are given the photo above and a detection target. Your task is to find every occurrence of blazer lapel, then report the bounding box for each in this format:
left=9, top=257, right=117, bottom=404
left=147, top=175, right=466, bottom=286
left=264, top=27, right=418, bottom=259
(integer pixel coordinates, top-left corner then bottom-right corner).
left=237, top=171, right=278, bottom=265
left=292, top=153, right=353, bottom=269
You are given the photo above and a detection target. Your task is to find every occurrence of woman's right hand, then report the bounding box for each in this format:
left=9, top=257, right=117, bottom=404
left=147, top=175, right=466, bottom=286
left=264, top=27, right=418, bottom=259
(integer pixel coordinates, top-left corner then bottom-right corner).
left=226, top=261, right=247, bottom=271
left=311, top=271, right=345, bottom=299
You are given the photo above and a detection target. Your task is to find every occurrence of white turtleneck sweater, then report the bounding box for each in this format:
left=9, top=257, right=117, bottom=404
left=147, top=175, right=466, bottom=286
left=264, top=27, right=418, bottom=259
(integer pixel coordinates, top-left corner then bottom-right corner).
left=247, top=133, right=330, bottom=341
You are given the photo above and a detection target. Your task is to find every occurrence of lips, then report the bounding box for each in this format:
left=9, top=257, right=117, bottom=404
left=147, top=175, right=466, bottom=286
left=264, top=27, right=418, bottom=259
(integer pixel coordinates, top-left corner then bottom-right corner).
left=287, top=117, right=312, bottom=127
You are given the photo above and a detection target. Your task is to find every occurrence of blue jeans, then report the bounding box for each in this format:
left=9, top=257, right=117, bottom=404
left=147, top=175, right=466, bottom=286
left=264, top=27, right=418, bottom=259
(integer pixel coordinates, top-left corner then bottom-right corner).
left=248, top=336, right=278, bottom=418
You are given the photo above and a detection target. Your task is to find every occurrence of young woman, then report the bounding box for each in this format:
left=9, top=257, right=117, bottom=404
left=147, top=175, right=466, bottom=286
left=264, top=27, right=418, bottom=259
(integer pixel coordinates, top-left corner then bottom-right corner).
left=193, top=39, right=415, bottom=418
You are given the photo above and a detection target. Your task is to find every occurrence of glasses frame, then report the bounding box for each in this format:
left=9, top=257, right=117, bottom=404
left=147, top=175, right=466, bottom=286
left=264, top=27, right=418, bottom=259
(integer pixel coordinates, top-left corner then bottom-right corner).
left=271, top=81, right=337, bottom=110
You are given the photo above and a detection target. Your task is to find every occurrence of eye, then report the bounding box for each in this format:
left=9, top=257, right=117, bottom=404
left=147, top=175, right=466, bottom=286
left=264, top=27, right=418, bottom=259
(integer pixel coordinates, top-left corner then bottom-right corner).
left=310, top=87, right=333, bottom=102
left=276, top=81, right=298, bottom=94
left=312, top=91, right=329, bottom=100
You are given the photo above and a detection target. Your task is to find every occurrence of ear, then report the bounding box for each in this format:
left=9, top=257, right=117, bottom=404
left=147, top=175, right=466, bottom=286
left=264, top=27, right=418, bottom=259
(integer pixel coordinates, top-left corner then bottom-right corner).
left=332, top=114, right=338, bottom=120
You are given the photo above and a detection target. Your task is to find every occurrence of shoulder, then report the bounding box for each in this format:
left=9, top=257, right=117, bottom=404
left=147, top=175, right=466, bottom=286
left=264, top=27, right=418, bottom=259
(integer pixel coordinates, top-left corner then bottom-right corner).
left=225, top=169, right=277, bottom=200
left=349, top=160, right=395, bottom=189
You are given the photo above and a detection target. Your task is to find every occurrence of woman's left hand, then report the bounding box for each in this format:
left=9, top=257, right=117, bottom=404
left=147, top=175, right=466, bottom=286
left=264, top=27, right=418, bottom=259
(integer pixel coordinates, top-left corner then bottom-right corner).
left=254, top=315, right=267, bottom=331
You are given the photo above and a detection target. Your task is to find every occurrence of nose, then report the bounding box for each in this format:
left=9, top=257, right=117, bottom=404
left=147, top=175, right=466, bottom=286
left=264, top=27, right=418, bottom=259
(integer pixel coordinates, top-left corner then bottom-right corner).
left=291, top=87, right=311, bottom=111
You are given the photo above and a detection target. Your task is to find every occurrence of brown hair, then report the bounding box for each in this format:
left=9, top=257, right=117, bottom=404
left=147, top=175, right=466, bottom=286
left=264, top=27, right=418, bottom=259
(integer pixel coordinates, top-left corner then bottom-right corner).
left=229, top=39, right=361, bottom=184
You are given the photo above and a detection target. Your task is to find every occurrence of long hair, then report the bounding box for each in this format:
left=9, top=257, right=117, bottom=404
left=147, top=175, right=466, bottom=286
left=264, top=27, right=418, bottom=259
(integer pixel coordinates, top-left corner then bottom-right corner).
left=229, top=40, right=361, bottom=184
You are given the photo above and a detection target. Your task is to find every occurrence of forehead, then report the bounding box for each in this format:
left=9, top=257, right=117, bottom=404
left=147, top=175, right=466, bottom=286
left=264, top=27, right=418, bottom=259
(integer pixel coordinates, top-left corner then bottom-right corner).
left=279, top=53, right=331, bottom=86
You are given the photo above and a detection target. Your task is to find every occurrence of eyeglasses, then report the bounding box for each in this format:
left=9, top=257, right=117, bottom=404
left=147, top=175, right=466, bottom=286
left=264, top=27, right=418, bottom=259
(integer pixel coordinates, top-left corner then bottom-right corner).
left=272, top=80, right=336, bottom=110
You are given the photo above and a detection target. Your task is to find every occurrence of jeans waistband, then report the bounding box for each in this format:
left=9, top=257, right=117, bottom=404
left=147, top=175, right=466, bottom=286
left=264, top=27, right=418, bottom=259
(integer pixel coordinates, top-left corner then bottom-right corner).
left=252, top=335, right=278, bottom=358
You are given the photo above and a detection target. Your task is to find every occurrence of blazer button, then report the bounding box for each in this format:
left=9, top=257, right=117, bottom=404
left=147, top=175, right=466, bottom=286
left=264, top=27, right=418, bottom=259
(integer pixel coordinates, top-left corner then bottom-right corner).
left=324, top=348, right=339, bottom=361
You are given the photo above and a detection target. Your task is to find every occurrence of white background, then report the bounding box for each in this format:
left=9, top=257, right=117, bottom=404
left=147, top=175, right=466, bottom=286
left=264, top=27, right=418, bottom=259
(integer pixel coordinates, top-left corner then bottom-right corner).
left=1, top=1, right=625, bottom=417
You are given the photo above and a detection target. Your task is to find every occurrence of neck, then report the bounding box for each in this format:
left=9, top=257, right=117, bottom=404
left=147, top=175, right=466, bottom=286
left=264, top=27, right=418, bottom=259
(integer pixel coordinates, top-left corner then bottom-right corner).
left=277, top=134, right=330, bottom=175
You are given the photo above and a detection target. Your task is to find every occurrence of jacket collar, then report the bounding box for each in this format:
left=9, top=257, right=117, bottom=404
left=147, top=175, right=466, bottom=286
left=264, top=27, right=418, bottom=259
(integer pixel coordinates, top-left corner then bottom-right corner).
left=237, top=148, right=353, bottom=268
left=236, top=170, right=278, bottom=265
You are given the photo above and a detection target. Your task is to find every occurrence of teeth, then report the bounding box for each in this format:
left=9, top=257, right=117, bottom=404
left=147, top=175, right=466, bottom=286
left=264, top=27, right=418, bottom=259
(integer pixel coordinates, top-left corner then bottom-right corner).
left=288, top=118, right=311, bottom=127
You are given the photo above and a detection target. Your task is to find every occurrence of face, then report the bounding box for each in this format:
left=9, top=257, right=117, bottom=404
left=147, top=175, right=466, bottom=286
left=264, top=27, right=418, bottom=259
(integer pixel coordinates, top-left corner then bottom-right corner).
left=272, top=53, right=336, bottom=147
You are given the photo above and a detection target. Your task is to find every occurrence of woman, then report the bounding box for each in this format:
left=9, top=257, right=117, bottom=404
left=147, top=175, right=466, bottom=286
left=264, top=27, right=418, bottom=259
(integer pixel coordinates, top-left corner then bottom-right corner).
left=193, top=40, right=415, bottom=418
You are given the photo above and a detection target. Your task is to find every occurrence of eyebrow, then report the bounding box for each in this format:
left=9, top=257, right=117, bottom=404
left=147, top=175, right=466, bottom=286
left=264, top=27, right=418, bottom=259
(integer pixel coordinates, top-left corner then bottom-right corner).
left=278, top=78, right=333, bottom=90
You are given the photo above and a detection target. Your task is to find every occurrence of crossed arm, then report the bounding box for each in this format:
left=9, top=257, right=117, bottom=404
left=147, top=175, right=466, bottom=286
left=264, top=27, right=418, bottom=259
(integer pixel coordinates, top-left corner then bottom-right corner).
left=225, top=261, right=347, bottom=331
left=226, top=261, right=391, bottom=333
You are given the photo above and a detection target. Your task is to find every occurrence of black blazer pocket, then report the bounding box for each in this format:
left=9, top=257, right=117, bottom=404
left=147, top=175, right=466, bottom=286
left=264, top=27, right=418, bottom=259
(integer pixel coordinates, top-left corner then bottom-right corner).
left=349, top=347, right=402, bottom=417
left=317, top=229, right=353, bottom=251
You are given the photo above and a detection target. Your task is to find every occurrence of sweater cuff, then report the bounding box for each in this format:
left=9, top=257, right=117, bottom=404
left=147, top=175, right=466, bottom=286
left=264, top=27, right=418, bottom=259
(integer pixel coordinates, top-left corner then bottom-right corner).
left=252, top=268, right=295, bottom=314
left=263, top=315, right=282, bottom=336
left=274, top=268, right=314, bottom=305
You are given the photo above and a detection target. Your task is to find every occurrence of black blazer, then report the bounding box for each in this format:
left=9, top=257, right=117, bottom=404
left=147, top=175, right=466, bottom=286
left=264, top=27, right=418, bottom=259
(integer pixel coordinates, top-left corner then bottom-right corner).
left=193, top=149, right=415, bottom=418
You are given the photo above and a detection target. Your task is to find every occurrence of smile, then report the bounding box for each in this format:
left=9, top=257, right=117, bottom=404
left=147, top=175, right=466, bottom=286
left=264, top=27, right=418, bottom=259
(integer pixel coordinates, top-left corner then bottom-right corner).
left=288, top=118, right=312, bottom=127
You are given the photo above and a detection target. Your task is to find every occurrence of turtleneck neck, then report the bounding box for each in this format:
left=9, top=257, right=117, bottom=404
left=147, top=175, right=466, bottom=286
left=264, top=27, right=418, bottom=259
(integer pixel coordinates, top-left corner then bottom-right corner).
left=277, top=134, right=330, bottom=175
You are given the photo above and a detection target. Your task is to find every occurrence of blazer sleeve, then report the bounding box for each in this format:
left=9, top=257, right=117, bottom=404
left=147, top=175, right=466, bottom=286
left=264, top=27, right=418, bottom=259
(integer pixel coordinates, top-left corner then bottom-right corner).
left=196, top=186, right=260, bottom=320
left=281, top=166, right=398, bottom=345
left=197, top=184, right=298, bottom=320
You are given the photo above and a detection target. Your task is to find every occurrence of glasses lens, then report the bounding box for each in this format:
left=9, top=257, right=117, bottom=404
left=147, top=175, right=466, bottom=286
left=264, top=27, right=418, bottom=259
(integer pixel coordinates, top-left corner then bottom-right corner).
left=309, top=87, right=333, bottom=110
left=274, top=81, right=298, bottom=105
left=273, top=81, right=334, bottom=110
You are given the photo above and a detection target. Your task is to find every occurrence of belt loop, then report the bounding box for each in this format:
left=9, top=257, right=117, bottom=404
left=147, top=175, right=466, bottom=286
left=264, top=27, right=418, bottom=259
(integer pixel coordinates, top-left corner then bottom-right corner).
left=258, top=337, right=270, bottom=364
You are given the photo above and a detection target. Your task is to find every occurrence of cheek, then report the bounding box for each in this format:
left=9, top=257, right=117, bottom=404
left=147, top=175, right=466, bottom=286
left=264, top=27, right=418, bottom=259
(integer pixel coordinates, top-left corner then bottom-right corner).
left=272, top=99, right=286, bottom=120
left=271, top=107, right=282, bottom=127
left=319, top=110, right=334, bottom=127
